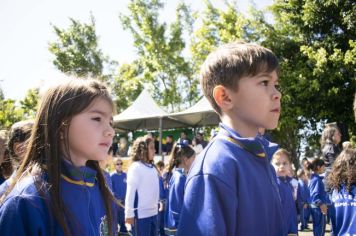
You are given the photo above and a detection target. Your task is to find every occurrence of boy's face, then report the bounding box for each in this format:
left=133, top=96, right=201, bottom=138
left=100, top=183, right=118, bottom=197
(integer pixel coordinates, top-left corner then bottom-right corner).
left=272, top=154, right=290, bottom=177
left=227, top=70, right=281, bottom=135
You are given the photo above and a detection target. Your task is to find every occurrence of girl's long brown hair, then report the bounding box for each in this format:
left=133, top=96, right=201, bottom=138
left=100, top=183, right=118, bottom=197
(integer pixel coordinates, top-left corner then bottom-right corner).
left=327, top=148, right=356, bottom=192
left=0, top=79, right=116, bottom=236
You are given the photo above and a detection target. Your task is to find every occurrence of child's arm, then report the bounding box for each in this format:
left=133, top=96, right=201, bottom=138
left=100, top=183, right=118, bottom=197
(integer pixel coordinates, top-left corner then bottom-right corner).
left=124, top=165, right=140, bottom=224
left=168, top=175, right=185, bottom=225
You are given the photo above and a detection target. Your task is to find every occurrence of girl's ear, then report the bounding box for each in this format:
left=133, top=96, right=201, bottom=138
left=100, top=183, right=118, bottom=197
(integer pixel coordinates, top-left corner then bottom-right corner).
left=213, top=85, right=234, bottom=111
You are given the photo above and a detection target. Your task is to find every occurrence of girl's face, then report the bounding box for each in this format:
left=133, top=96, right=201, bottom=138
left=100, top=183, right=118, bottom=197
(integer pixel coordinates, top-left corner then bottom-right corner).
left=147, top=141, right=155, bottom=161
left=272, top=154, right=290, bottom=177
left=65, top=98, right=115, bottom=167
left=333, top=129, right=342, bottom=144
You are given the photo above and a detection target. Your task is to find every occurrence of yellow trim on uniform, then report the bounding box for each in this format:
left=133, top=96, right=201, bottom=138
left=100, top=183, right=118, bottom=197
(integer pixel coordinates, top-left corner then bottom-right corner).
left=219, top=136, right=266, bottom=158
left=61, top=174, right=94, bottom=187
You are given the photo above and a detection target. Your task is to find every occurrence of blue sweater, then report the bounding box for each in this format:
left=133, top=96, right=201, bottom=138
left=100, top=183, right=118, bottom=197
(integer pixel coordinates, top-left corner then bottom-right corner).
left=277, top=176, right=298, bottom=234
left=166, top=168, right=186, bottom=229
left=176, top=123, right=284, bottom=236
left=0, top=160, right=116, bottom=235
left=111, top=171, right=127, bottom=201
left=298, top=179, right=311, bottom=204
left=309, top=173, right=327, bottom=206
left=331, top=185, right=356, bottom=235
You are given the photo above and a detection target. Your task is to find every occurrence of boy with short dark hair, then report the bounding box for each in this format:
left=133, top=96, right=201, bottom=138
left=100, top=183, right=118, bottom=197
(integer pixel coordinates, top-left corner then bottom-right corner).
left=177, top=42, right=285, bottom=236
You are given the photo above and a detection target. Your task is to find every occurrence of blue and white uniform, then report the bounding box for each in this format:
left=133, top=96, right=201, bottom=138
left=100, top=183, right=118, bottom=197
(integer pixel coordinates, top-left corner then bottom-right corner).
left=277, top=176, right=298, bottom=234
left=309, top=173, right=328, bottom=236
left=166, top=168, right=186, bottom=229
left=125, top=161, right=159, bottom=236
left=0, top=160, right=117, bottom=235
left=176, top=123, right=284, bottom=236
left=331, top=185, right=356, bottom=235
left=111, top=171, right=128, bottom=233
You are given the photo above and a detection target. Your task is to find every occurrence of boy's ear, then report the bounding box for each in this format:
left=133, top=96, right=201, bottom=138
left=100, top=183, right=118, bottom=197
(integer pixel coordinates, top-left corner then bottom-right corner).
left=213, top=85, right=233, bottom=110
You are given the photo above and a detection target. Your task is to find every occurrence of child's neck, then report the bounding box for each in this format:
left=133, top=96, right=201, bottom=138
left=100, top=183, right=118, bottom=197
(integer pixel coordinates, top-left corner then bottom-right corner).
left=221, top=115, right=258, bottom=137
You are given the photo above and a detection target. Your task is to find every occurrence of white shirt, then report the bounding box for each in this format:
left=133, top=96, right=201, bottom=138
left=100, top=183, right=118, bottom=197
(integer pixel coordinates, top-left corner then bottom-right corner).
left=125, top=161, right=159, bottom=219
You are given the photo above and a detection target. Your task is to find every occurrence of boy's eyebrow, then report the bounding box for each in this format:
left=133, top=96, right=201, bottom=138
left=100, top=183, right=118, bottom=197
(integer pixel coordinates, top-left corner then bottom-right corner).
left=256, top=73, right=279, bottom=81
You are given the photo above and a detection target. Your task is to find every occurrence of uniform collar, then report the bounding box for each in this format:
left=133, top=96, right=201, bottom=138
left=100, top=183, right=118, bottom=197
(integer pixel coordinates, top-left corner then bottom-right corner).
left=61, top=159, right=97, bottom=187
left=219, top=123, right=266, bottom=158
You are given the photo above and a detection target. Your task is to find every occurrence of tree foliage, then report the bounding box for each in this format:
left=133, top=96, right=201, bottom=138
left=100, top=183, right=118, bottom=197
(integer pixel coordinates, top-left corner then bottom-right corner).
left=119, top=0, right=198, bottom=112
left=48, top=15, right=108, bottom=79
left=267, top=0, right=355, bottom=156
left=20, top=88, right=39, bottom=119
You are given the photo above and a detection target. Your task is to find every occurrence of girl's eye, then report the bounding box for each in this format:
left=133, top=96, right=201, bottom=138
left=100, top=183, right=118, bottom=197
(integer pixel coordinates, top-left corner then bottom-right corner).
left=92, top=117, right=101, bottom=122
left=109, top=121, right=114, bottom=127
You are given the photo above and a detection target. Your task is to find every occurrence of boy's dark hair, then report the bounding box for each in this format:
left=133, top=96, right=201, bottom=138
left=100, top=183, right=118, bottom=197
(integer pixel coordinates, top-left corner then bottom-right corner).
left=200, top=41, right=279, bottom=115
left=8, top=120, right=34, bottom=157
left=327, top=148, right=356, bottom=192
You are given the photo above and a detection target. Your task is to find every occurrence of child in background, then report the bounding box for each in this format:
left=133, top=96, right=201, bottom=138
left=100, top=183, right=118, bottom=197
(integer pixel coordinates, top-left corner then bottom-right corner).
left=111, top=157, right=129, bottom=235
left=327, top=148, right=356, bottom=235
left=308, top=158, right=328, bottom=236
left=297, top=169, right=311, bottom=231
left=177, top=42, right=284, bottom=236
left=155, top=160, right=167, bottom=236
left=0, top=130, right=11, bottom=185
left=0, top=79, right=117, bottom=235
left=125, top=136, right=159, bottom=236
left=165, top=142, right=195, bottom=234
left=271, top=149, right=298, bottom=235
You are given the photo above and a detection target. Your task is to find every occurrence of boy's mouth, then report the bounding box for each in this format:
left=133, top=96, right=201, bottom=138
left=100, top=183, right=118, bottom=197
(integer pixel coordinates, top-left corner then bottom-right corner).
left=271, top=108, right=280, bottom=113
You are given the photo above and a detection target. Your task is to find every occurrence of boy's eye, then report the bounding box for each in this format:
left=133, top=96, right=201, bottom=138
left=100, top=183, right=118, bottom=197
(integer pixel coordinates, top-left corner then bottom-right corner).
left=275, top=84, right=281, bottom=91
left=92, top=117, right=101, bottom=122
left=261, top=80, right=269, bottom=86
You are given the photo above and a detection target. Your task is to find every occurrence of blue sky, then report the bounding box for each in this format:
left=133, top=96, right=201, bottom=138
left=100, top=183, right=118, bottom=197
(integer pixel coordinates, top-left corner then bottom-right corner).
left=0, top=0, right=272, bottom=100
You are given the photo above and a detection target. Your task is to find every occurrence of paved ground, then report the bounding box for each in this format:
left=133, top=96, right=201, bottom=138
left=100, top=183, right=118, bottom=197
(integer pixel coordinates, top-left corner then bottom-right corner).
left=299, top=223, right=331, bottom=236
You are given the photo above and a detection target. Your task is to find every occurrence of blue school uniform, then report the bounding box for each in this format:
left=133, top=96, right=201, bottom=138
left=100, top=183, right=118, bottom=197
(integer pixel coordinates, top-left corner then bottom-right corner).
left=158, top=176, right=166, bottom=236
left=0, top=160, right=117, bottom=235
left=166, top=168, right=186, bottom=230
left=111, top=171, right=128, bottom=233
left=309, top=173, right=328, bottom=236
left=176, top=123, right=284, bottom=236
left=277, top=176, right=298, bottom=234
left=331, top=185, right=356, bottom=235
left=298, top=179, right=311, bottom=230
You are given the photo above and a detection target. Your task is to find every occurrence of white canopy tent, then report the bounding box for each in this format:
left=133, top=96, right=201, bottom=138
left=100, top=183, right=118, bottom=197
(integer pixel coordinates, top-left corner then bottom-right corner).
left=169, top=96, right=220, bottom=127
left=113, top=89, right=188, bottom=131
left=113, top=89, right=189, bottom=155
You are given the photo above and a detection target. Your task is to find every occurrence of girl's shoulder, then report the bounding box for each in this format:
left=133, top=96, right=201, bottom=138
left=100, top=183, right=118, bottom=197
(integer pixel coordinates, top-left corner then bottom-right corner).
left=1, top=175, right=47, bottom=210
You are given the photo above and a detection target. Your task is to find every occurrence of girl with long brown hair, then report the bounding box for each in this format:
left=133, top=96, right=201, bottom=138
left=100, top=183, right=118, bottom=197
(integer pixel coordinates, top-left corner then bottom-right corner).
left=0, top=79, right=117, bottom=235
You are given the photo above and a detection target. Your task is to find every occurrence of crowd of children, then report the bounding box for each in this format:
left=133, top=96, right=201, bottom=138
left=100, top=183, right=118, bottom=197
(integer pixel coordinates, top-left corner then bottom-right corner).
left=0, top=41, right=354, bottom=236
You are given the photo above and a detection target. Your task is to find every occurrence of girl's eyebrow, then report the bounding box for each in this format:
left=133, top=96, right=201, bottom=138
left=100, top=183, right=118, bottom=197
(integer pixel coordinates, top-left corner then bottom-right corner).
left=88, top=109, right=113, bottom=119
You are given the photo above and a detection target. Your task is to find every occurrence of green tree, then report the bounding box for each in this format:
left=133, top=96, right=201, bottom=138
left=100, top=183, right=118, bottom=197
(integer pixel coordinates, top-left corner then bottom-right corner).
left=20, top=88, right=40, bottom=119
left=48, top=15, right=108, bottom=80
left=0, top=99, right=24, bottom=129
left=120, top=0, right=198, bottom=111
left=267, top=0, right=356, bottom=152
left=112, top=63, right=143, bottom=112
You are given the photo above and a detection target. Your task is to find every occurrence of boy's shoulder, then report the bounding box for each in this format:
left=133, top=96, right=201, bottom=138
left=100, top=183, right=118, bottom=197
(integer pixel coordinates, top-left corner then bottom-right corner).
left=187, top=136, right=249, bottom=184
